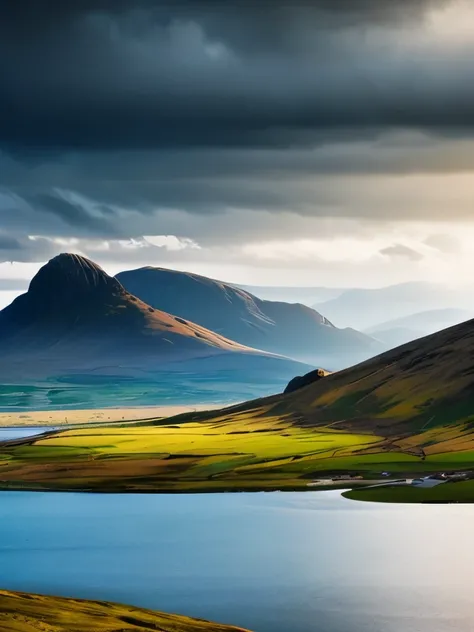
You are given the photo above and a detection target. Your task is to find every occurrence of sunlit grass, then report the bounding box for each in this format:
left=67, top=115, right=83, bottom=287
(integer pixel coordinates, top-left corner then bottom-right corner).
left=2, top=406, right=474, bottom=499
left=0, top=589, right=250, bottom=631
left=34, top=418, right=377, bottom=461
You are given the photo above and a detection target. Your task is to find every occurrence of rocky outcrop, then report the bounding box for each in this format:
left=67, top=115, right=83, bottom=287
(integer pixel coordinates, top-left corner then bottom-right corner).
left=284, top=368, right=331, bottom=394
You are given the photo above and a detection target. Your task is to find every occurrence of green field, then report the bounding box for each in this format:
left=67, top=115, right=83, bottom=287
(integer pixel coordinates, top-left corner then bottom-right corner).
left=0, top=589, right=250, bottom=632
left=2, top=401, right=474, bottom=501
left=344, top=479, right=474, bottom=503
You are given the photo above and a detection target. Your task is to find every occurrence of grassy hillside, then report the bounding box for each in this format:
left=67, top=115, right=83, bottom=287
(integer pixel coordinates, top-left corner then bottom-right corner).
left=250, top=316, right=474, bottom=437
left=0, top=589, right=250, bottom=632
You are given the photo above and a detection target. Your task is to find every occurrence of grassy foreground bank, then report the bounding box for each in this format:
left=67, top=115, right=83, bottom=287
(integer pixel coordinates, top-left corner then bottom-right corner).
left=0, top=589, right=251, bottom=632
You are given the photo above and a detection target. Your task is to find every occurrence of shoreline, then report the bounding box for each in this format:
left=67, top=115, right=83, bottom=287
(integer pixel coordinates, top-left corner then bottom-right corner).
left=0, top=403, right=229, bottom=428
left=0, top=588, right=251, bottom=632
left=0, top=481, right=463, bottom=504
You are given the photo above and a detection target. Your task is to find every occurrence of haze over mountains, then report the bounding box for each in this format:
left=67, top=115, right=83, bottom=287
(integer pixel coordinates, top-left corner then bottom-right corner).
left=0, top=254, right=307, bottom=393
left=313, top=282, right=474, bottom=330
left=117, top=267, right=381, bottom=368
left=366, top=308, right=474, bottom=348
left=237, top=285, right=344, bottom=306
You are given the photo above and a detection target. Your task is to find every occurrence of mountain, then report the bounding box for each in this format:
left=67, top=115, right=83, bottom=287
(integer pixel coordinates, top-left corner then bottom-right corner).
left=116, top=267, right=382, bottom=368
left=366, top=308, right=473, bottom=347
left=0, top=254, right=307, bottom=389
left=313, top=282, right=474, bottom=330
left=237, top=284, right=344, bottom=306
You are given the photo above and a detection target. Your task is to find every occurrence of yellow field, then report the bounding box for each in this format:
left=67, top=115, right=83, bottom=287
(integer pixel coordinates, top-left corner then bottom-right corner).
left=40, top=416, right=377, bottom=458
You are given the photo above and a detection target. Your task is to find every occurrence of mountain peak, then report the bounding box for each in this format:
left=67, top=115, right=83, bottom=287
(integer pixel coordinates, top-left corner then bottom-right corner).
left=28, top=253, right=122, bottom=297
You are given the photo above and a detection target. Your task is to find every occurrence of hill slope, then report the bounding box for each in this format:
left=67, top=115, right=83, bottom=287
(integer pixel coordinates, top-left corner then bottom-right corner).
left=243, top=315, right=474, bottom=436
left=0, top=254, right=306, bottom=387
left=139, top=311, right=474, bottom=441
left=116, top=267, right=381, bottom=368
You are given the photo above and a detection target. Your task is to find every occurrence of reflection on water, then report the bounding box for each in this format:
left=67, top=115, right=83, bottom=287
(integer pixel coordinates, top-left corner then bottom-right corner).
left=0, top=491, right=473, bottom=632
left=0, top=427, right=53, bottom=441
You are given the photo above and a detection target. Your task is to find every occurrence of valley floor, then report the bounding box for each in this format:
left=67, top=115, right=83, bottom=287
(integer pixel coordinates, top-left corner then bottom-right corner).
left=0, top=589, right=250, bottom=632
left=2, top=403, right=474, bottom=502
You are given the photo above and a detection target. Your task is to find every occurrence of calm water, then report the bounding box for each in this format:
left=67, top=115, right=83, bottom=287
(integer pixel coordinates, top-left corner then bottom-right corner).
left=0, top=491, right=473, bottom=632
left=0, top=369, right=295, bottom=412
left=0, top=426, right=53, bottom=441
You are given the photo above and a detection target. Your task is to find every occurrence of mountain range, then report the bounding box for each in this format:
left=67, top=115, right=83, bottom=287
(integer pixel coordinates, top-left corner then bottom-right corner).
left=237, top=284, right=344, bottom=305
left=313, top=282, right=474, bottom=330
left=4, top=254, right=471, bottom=412
left=116, top=267, right=381, bottom=368
left=365, top=308, right=473, bottom=348
left=0, top=254, right=307, bottom=390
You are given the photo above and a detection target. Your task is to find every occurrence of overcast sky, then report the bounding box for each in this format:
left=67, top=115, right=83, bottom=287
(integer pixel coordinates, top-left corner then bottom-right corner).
left=1, top=0, right=474, bottom=306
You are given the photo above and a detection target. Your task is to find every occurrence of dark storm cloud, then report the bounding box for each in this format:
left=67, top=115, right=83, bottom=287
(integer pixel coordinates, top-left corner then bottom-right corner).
left=0, top=232, right=62, bottom=264
left=379, top=244, right=424, bottom=261
left=0, top=0, right=470, bottom=269
left=0, top=186, right=124, bottom=245
left=0, top=140, right=471, bottom=257
left=0, top=235, right=21, bottom=250
left=0, top=0, right=461, bottom=152
left=1, top=1, right=446, bottom=36
left=33, top=193, right=118, bottom=235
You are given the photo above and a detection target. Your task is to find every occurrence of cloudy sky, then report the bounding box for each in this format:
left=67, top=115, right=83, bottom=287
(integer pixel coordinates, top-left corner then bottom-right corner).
left=1, top=0, right=474, bottom=307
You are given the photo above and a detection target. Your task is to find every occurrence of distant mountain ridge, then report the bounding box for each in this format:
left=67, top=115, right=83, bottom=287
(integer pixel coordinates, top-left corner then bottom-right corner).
left=314, top=282, right=474, bottom=330
left=237, top=284, right=344, bottom=306
left=366, top=308, right=474, bottom=347
left=0, top=254, right=307, bottom=387
left=117, top=266, right=382, bottom=368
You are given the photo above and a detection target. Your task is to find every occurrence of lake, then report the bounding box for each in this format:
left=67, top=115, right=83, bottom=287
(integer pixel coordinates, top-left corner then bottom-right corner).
left=0, top=368, right=295, bottom=412
left=0, top=426, right=54, bottom=441
left=1, top=490, right=473, bottom=632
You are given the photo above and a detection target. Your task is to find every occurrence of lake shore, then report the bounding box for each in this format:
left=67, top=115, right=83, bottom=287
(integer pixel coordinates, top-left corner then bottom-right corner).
left=0, top=403, right=227, bottom=427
